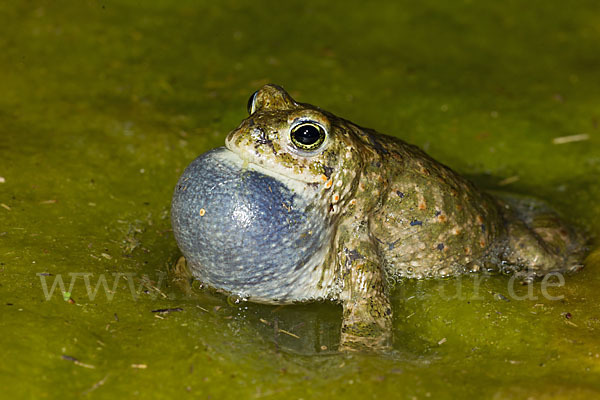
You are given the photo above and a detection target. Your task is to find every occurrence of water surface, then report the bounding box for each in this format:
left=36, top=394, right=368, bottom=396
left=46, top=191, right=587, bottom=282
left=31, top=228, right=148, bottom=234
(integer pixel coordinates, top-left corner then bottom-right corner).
left=1, top=1, right=599, bottom=398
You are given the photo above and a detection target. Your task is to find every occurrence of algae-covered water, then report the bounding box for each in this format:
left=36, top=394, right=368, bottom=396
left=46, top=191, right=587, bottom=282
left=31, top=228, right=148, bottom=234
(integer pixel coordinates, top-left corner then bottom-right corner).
left=1, top=1, right=599, bottom=398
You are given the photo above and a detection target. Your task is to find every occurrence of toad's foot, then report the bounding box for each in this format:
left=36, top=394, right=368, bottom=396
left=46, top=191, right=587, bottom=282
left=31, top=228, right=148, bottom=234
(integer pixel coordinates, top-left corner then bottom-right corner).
left=170, top=255, right=195, bottom=296
left=340, top=297, right=393, bottom=351
left=493, top=194, right=588, bottom=279
left=337, top=221, right=394, bottom=352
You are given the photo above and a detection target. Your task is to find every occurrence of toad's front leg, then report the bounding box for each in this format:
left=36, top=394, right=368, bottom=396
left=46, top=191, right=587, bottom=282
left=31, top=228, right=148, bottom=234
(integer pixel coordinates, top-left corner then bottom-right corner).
left=336, top=222, right=393, bottom=351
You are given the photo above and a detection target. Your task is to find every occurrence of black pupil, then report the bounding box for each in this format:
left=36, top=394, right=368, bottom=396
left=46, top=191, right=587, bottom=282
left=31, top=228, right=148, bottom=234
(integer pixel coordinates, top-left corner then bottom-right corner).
left=293, top=125, right=321, bottom=145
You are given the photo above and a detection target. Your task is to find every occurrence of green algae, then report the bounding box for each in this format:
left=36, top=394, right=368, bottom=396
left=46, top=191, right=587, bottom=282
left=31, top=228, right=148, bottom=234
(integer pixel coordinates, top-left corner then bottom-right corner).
left=1, top=0, right=599, bottom=398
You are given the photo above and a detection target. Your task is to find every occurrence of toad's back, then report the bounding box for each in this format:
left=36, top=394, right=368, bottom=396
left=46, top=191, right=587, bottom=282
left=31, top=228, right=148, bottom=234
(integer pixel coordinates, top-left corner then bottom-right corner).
left=357, top=131, right=585, bottom=280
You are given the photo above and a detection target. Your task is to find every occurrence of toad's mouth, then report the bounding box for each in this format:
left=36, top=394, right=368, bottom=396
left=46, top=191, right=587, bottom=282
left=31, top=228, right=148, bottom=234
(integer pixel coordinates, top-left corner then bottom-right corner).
left=224, top=138, right=324, bottom=186
left=220, top=147, right=321, bottom=201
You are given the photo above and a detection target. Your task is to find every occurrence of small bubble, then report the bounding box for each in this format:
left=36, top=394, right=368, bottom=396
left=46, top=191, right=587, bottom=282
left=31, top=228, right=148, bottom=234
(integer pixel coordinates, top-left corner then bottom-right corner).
left=226, top=294, right=246, bottom=306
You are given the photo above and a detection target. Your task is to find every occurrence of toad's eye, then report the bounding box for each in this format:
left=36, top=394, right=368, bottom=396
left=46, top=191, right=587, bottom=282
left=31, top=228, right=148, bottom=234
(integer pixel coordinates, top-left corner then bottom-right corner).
left=247, top=90, right=258, bottom=115
left=290, top=123, right=326, bottom=151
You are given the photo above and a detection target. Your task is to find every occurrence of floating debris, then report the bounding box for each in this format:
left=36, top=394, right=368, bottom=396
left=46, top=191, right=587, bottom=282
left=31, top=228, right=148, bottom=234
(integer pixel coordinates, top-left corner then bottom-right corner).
left=494, top=293, right=510, bottom=302
left=61, top=355, right=95, bottom=369
left=147, top=281, right=168, bottom=299
left=437, top=337, right=447, bottom=345
left=131, top=363, right=147, bottom=369
left=259, top=318, right=299, bottom=338
left=82, top=374, right=109, bottom=395
left=271, top=304, right=286, bottom=313
left=498, top=176, right=519, bottom=186
left=562, top=313, right=577, bottom=326
left=552, top=134, right=589, bottom=144
left=151, top=307, right=183, bottom=314
left=0, top=203, right=11, bottom=211
left=278, top=329, right=300, bottom=339
left=0, top=176, right=5, bottom=183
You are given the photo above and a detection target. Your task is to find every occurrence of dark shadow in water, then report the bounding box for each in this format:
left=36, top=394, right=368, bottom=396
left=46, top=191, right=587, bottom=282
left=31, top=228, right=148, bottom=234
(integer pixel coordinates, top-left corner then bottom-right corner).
left=241, top=301, right=343, bottom=356
left=464, top=172, right=598, bottom=240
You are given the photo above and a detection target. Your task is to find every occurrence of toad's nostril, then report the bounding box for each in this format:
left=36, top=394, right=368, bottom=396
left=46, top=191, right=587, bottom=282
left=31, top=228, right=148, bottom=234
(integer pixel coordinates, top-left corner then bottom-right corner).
left=252, top=127, right=271, bottom=145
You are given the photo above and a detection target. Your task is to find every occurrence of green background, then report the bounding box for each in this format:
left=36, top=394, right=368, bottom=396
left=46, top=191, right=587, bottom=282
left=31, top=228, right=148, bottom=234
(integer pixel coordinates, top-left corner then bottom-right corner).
left=1, top=1, right=599, bottom=398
